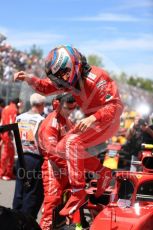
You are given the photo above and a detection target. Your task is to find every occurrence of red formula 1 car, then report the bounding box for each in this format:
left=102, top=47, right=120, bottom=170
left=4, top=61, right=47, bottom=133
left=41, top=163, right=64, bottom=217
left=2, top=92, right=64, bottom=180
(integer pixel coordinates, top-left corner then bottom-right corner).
left=90, top=144, right=153, bottom=230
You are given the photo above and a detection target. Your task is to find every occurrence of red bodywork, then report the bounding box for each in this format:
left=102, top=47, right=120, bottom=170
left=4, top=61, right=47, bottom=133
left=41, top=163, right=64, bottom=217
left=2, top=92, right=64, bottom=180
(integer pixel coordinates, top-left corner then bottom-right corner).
left=91, top=149, right=153, bottom=230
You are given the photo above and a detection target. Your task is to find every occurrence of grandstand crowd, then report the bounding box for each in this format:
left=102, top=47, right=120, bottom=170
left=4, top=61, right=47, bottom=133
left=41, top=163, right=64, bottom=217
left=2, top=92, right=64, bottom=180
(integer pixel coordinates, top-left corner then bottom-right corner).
left=0, top=33, right=44, bottom=82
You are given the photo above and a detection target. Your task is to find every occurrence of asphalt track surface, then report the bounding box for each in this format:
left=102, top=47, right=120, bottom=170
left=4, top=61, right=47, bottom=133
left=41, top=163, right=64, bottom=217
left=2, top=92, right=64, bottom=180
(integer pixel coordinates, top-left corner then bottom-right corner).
left=0, top=179, right=91, bottom=228
left=0, top=179, right=15, bottom=208
left=0, top=179, right=42, bottom=223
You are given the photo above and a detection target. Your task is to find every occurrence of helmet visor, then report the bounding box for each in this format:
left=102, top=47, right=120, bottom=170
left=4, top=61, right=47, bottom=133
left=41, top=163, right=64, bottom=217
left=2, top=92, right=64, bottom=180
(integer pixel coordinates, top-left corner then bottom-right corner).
left=47, top=68, right=70, bottom=89
left=47, top=70, right=71, bottom=89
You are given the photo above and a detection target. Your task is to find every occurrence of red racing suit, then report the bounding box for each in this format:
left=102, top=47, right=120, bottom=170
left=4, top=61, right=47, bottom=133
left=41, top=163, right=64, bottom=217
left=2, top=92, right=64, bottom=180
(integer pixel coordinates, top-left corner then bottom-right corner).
left=0, top=106, right=4, bottom=168
left=38, top=111, right=70, bottom=230
left=0, top=103, right=17, bottom=178
left=27, top=66, right=124, bottom=189
left=38, top=109, right=104, bottom=229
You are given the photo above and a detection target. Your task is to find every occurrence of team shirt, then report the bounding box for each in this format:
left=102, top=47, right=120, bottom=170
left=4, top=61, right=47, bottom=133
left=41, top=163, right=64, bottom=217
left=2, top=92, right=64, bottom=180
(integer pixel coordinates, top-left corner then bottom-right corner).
left=16, top=111, right=44, bottom=155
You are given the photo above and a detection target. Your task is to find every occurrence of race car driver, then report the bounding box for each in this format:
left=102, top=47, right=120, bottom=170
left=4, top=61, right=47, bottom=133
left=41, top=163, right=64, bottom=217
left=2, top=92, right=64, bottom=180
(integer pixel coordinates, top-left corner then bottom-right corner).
left=14, top=45, right=124, bottom=216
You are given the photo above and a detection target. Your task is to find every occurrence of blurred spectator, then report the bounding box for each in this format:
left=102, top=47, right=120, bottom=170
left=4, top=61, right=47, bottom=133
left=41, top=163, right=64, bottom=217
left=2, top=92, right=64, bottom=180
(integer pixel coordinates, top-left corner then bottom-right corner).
left=123, top=116, right=153, bottom=171
left=13, top=93, right=45, bottom=219
left=3, top=62, right=13, bottom=81
left=0, top=98, right=22, bottom=180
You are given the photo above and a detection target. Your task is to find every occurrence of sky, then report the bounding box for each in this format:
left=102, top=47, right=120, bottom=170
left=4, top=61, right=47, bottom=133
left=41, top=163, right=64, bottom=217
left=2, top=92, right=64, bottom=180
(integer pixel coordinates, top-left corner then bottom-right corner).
left=0, top=0, right=153, bottom=79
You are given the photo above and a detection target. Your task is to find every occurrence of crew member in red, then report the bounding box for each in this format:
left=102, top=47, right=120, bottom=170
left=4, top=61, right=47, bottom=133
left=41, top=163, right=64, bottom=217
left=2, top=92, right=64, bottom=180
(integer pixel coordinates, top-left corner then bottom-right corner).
left=0, top=98, right=5, bottom=169
left=14, top=45, right=124, bottom=216
left=38, top=94, right=76, bottom=230
left=0, top=98, right=22, bottom=180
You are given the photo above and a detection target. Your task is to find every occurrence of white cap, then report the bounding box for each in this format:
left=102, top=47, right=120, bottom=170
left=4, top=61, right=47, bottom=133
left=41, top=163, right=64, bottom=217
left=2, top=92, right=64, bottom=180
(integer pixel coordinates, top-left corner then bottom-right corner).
left=30, top=93, right=46, bottom=106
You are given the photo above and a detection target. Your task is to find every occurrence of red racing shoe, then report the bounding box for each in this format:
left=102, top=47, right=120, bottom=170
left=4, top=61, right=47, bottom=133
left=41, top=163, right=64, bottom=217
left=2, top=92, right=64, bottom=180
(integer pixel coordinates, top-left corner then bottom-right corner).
left=59, top=189, right=87, bottom=216
left=95, top=167, right=112, bottom=198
